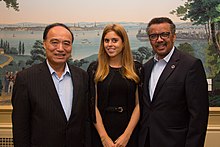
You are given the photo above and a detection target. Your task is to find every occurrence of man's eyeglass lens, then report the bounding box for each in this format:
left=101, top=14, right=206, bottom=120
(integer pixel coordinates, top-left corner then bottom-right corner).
left=149, top=32, right=170, bottom=40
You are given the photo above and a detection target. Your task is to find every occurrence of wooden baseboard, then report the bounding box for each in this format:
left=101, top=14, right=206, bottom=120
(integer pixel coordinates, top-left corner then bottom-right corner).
left=1, top=106, right=220, bottom=146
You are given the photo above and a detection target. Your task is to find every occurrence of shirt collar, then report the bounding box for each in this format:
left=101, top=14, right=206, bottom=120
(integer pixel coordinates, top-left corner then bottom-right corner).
left=46, top=60, right=71, bottom=76
left=154, top=46, right=175, bottom=63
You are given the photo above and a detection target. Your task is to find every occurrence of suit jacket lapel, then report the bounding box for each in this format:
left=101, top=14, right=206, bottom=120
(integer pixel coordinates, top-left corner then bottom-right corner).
left=152, top=49, right=180, bottom=102
left=68, top=65, right=80, bottom=120
left=39, top=61, right=67, bottom=122
left=144, top=58, right=155, bottom=104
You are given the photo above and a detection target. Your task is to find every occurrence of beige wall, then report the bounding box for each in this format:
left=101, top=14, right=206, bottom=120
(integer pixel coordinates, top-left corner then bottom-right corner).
left=1, top=106, right=220, bottom=146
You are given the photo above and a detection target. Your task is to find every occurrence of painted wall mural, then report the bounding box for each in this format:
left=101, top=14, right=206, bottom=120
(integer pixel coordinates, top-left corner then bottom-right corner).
left=0, top=0, right=220, bottom=106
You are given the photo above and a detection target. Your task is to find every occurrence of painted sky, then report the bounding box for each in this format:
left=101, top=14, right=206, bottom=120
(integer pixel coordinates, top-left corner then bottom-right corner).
left=1, top=0, right=186, bottom=24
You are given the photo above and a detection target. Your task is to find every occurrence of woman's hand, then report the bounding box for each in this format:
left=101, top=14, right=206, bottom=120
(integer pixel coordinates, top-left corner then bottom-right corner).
left=114, top=133, right=130, bottom=147
left=101, top=135, right=115, bottom=147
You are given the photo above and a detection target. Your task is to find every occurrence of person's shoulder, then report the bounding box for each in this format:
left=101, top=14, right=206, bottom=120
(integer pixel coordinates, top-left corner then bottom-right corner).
left=69, top=64, right=86, bottom=73
left=134, top=60, right=144, bottom=77
left=174, top=49, right=205, bottom=70
left=87, top=61, right=98, bottom=73
left=175, top=48, right=199, bottom=62
left=134, top=60, right=143, bottom=69
left=143, top=57, right=153, bottom=68
left=69, top=65, right=89, bottom=81
left=15, top=62, right=45, bottom=82
left=19, top=62, right=45, bottom=75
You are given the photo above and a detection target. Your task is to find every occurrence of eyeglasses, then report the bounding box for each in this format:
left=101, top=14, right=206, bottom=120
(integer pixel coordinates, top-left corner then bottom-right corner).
left=148, top=32, right=171, bottom=41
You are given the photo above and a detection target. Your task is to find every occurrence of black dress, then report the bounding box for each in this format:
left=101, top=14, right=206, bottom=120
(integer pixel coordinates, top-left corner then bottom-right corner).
left=91, top=66, right=139, bottom=147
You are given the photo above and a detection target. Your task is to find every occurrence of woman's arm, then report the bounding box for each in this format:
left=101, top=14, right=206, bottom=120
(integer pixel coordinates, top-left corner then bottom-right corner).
left=94, top=85, right=115, bottom=147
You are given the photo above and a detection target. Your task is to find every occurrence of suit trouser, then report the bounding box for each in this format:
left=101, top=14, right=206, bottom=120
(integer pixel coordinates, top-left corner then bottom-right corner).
left=144, top=129, right=150, bottom=147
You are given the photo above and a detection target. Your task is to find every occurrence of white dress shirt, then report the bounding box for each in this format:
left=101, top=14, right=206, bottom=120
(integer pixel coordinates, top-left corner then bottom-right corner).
left=149, top=47, right=175, bottom=101
left=47, top=60, right=73, bottom=120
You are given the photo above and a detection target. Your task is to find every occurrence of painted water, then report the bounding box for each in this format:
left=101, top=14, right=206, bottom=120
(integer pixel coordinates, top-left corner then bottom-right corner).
left=0, top=27, right=206, bottom=60
left=1, top=26, right=218, bottom=106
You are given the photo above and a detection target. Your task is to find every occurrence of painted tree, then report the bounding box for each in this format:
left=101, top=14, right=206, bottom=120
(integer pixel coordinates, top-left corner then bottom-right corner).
left=132, top=46, right=152, bottom=63
left=214, top=4, right=220, bottom=51
left=205, top=43, right=220, bottom=78
left=6, top=41, right=10, bottom=53
left=170, top=0, right=220, bottom=54
left=26, top=40, right=46, bottom=65
left=10, top=47, right=18, bottom=54
left=178, top=42, right=195, bottom=57
left=0, top=0, right=19, bottom=11
left=22, top=42, right=25, bottom=55
left=72, top=59, right=89, bottom=68
left=0, top=39, right=3, bottom=48
left=18, top=41, right=22, bottom=55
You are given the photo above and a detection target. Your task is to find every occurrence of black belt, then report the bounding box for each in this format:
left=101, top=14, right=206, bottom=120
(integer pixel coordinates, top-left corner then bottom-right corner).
left=105, top=106, right=127, bottom=113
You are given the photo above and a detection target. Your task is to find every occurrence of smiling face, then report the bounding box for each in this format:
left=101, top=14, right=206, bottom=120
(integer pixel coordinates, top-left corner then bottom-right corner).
left=43, top=26, right=72, bottom=68
left=148, top=22, right=176, bottom=59
left=104, top=31, right=124, bottom=60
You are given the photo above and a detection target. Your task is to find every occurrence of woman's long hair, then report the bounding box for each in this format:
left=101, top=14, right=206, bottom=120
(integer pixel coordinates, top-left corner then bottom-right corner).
left=95, top=24, right=139, bottom=83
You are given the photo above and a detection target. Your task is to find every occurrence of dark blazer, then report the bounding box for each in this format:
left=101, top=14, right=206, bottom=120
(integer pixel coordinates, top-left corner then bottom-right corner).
left=12, top=61, right=90, bottom=147
left=139, top=48, right=209, bottom=147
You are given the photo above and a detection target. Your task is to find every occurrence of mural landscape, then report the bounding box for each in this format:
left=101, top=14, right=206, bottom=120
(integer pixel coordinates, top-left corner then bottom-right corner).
left=0, top=0, right=220, bottom=106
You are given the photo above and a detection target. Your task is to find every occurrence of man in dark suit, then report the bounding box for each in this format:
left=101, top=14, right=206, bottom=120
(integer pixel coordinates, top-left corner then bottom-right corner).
left=12, top=23, right=90, bottom=147
left=139, top=17, right=209, bottom=147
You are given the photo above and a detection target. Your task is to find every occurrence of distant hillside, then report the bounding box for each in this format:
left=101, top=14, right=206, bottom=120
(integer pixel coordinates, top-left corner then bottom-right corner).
left=80, top=54, right=98, bottom=70
left=83, top=54, right=98, bottom=62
